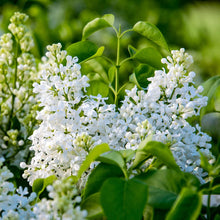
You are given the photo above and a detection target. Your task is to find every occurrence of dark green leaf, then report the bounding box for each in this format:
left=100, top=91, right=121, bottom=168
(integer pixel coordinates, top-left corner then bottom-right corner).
left=128, top=45, right=137, bottom=56
left=66, top=41, right=98, bottom=63
left=100, top=177, right=148, bottom=220
left=83, top=163, right=124, bottom=199
left=82, top=14, right=114, bottom=40
left=133, top=47, right=163, bottom=69
left=77, top=143, right=110, bottom=179
left=135, top=169, right=183, bottom=209
left=134, top=64, right=155, bottom=88
left=166, top=187, right=202, bottom=220
left=133, top=21, right=169, bottom=50
left=81, top=193, right=104, bottom=219
left=32, top=175, right=56, bottom=197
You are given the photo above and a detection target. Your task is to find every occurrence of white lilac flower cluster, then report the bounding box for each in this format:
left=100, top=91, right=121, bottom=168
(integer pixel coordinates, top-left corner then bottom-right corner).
left=0, top=12, right=37, bottom=166
left=118, top=48, right=213, bottom=182
left=32, top=177, right=87, bottom=220
left=0, top=157, right=36, bottom=220
left=21, top=43, right=118, bottom=185
left=21, top=44, right=213, bottom=184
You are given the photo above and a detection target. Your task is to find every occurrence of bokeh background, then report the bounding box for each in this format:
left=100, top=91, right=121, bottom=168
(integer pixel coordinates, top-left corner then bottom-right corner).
left=1, top=0, right=220, bottom=80
left=0, top=0, right=220, bottom=154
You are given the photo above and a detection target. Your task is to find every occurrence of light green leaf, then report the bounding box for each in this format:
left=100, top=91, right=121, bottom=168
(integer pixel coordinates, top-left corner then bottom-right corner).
left=108, top=66, right=115, bottom=83
left=83, top=163, right=124, bottom=199
left=66, top=41, right=98, bottom=63
left=133, top=21, right=169, bottom=50
left=82, top=14, right=114, bottom=40
left=86, top=80, right=109, bottom=97
left=100, top=177, right=148, bottom=220
left=133, top=47, right=163, bottom=69
left=118, top=149, right=136, bottom=162
left=166, top=187, right=202, bottom=220
left=77, top=143, right=110, bottom=179
left=97, top=151, right=127, bottom=177
left=81, top=193, right=104, bottom=219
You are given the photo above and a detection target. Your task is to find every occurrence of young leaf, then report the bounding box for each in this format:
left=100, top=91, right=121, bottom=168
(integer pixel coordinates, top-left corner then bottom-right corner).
left=133, top=21, right=169, bottom=50
left=77, top=143, right=110, bottom=179
left=100, top=177, right=148, bottom=220
left=66, top=41, right=98, bottom=63
left=133, top=47, right=163, bottom=69
left=81, top=193, right=104, bottom=219
left=166, top=187, right=202, bottom=220
left=82, top=14, right=114, bottom=40
left=83, top=163, right=124, bottom=199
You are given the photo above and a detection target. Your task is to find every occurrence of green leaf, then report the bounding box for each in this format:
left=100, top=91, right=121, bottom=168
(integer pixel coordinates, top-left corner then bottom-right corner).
left=118, top=149, right=136, bottom=162
left=133, top=21, right=169, bottom=50
left=32, top=175, right=56, bottom=197
left=97, top=150, right=128, bottom=178
left=166, top=187, right=202, bottom=220
left=108, top=66, right=115, bottom=83
left=66, top=41, right=98, bottom=63
left=132, top=134, right=154, bottom=169
left=77, top=143, right=110, bottom=179
left=117, top=82, right=135, bottom=103
left=128, top=45, right=137, bottom=56
left=82, top=14, right=114, bottom=40
left=135, top=169, right=183, bottom=209
left=86, top=80, right=109, bottom=97
left=97, top=151, right=125, bottom=170
left=133, top=47, right=163, bottom=69
left=100, top=177, right=148, bottom=220
left=83, top=163, right=124, bottom=199
left=85, top=59, right=109, bottom=83
left=137, top=140, right=181, bottom=172
left=81, top=193, right=104, bottom=219
left=200, top=76, right=220, bottom=118
left=129, top=64, right=155, bottom=89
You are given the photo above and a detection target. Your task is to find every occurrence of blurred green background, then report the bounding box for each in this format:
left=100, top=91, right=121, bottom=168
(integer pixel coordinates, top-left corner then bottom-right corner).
left=0, top=0, right=220, bottom=80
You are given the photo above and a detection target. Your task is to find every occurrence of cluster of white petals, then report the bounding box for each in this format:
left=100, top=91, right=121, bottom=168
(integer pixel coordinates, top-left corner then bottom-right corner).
left=32, top=177, right=87, bottom=220
left=21, top=43, right=118, bottom=185
left=21, top=45, right=213, bottom=184
left=0, top=157, right=36, bottom=220
left=118, top=48, right=213, bottom=182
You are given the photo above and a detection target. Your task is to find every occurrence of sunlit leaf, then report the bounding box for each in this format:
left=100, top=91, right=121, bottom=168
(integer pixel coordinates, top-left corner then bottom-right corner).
left=77, top=143, right=110, bottom=179
left=133, top=21, right=169, bottom=50
left=82, top=14, right=114, bottom=40
left=66, top=41, right=98, bottom=63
